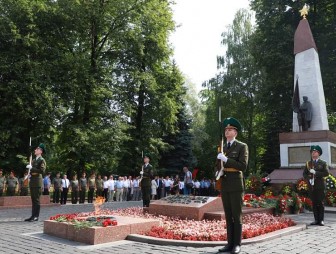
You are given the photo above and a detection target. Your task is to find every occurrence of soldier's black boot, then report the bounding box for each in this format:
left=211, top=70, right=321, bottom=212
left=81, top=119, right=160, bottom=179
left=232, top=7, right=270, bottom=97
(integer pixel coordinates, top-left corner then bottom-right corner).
left=231, top=223, right=242, bottom=254
left=218, top=223, right=233, bottom=253
left=318, top=205, right=324, bottom=226
left=25, top=205, right=35, bottom=221
left=310, top=205, right=319, bottom=225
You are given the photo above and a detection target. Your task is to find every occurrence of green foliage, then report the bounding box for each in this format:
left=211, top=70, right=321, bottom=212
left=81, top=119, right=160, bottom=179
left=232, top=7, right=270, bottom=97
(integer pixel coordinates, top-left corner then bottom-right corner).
left=0, top=0, right=189, bottom=177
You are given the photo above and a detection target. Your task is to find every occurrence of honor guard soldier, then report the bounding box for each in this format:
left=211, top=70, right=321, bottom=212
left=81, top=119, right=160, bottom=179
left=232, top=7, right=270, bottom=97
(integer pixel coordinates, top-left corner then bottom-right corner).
left=217, top=117, right=248, bottom=254
left=140, top=155, right=155, bottom=207
left=25, top=143, right=46, bottom=222
left=303, top=145, right=329, bottom=226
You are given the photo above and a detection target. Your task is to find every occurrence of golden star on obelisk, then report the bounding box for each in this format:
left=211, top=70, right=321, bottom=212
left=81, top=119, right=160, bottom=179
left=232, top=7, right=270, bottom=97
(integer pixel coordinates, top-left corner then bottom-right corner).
left=299, top=4, right=310, bottom=19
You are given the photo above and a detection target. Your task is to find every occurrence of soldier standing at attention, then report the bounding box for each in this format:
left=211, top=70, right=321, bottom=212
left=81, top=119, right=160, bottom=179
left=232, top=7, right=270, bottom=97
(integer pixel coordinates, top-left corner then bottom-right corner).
left=140, top=155, right=155, bottom=207
left=19, top=171, right=29, bottom=196
left=25, top=143, right=46, bottom=222
left=303, top=145, right=329, bottom=226
left=6, top=171, right=19, bottom=196
left=52, top=172, right=62, bottom=203
left=70, top=174, right=79, bottom=204
left=0, top=169, right=5, bottom=196
left=217, top=117, right=248, bottom=254
left=96, top=174, right=104, bottom=197
left=79, top=172, right=87, bottom=204
left=88, top=172, right=96, bottom=203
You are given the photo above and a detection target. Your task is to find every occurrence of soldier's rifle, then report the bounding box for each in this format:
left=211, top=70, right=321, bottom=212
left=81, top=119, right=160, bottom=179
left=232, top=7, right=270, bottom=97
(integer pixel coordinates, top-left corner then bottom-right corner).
left=216, top=107, right=225, bottom=181
left=23, top=137, right=32, bottom=184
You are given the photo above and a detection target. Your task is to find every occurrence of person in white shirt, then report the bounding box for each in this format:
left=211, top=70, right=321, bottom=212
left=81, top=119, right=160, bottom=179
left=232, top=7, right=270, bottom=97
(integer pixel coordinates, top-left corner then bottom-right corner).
left=151, top=176, right=158, bottom=200
left=163, top=176, right=171, bottom=197
left=115, top=177, right=124, bottom=202
left=194, top=179, right=201, bottom=196
left=127, top=176, right=133, bottom=201
left=60, top=174, right=70, bottom=205
left=179, top=180, right=184, bottom=195
left=108, top=175, right=115, bottom=202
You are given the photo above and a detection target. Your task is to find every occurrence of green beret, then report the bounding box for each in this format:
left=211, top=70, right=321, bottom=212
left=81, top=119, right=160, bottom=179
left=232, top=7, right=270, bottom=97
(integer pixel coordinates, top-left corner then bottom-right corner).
left=310, top=145, right=322, bottom=156
left=223, top=117, right=242, bottom=132
left=37, top=143, right=46, bottom=154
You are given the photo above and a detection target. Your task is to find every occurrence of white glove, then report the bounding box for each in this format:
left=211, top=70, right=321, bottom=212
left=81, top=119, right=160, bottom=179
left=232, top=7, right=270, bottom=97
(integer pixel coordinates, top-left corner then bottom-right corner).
left=309, top=169, right=316, bottom=174
left=140, top=171, right=144, bottom=175
left=26, top=165, right=32, bottom=170
left=217, top=153, right=228, bottom=162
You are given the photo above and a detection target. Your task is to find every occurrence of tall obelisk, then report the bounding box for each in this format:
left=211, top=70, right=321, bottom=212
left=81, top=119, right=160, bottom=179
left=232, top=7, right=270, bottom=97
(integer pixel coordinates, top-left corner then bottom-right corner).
left=292, top=5, right=329, bottom=132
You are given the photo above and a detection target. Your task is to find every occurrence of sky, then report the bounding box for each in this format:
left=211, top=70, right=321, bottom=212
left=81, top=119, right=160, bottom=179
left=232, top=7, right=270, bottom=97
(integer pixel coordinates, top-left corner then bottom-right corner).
left=170, top=0, right=251, bottom=91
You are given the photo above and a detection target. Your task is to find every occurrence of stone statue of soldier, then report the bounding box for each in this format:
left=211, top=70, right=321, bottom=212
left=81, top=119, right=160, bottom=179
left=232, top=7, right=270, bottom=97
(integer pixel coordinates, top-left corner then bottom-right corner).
left=299, top=96, right=313, bottom=131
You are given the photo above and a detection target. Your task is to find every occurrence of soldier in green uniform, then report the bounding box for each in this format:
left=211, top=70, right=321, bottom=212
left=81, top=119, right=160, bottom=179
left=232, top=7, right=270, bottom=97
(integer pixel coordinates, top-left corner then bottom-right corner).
left=303, top=145, right=329, bottom=226
left=79, top=172, right=87, bottom=203
left=70, top=174, right=79, bottom=204
left=6, top=171, right=19, bottom=196
left=217, top=117, right=248, bottom=254
left=0, top=169, right=5, bottom=196
left=52, top=172, right=62, bottom=203
left=19, top=171, right=29, bottom=196
left=88, top=172, right=96, bottom=203
left=140, top=155, right=155, bottom=207
left=96, top=174, right=104, bottom=197
left=25, top=143, right=46, bottom=222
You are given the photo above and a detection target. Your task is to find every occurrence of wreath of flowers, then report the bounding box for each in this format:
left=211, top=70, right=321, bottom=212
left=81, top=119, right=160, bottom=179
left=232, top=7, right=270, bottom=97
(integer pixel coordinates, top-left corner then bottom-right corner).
left=325, top=174, right=336, bottom=190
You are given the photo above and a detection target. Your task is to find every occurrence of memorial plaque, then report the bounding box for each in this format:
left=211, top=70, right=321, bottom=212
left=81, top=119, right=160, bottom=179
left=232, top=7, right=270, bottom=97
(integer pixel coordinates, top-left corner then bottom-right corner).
left=331, top=146, right=336, bottom=164
left=288, top=146, right=310, bottom=164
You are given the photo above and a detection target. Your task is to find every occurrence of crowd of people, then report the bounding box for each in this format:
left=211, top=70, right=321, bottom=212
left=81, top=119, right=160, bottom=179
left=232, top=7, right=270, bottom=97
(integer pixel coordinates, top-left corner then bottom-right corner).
left=41, top=170, right=219, bottom=205
left=0, top=169, right=29, bottom=197
left=0, top=168, right=219, bottom=204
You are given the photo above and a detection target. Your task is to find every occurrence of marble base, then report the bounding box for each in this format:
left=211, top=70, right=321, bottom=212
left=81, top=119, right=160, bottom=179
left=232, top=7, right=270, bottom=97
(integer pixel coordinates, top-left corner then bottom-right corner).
left=148, top=197, right=222, bottom=220
left=0, top=195, right=52, bottom=208
left=43, top=216, right=159, bottom=245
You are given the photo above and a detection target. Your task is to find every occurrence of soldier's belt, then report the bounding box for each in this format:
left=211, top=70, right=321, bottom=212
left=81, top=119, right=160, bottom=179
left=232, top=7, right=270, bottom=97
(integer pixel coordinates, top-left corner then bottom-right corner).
left=31, top=173, right=40, bottom=176
left=224, top=168, right=239, bottom=172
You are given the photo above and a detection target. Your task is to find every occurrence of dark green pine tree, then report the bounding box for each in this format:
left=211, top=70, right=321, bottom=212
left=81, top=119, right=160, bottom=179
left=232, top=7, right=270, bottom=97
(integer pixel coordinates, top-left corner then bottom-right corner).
left=159, top=105, right=195, bottom=177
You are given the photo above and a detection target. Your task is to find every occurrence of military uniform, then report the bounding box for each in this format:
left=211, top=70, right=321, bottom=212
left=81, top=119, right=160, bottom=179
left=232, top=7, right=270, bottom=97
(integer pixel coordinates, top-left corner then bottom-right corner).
left=96, top=178, right=104, bottom=197
left=19, top=176, right=29, bottom=196
left=79, top=176, right=87, bottom=203
left=6, top=176, right=19, bottom=196
left=52, top=177, right=62, bottom=203
left=141, top=162, right=155, bottom=207
left=217, top=117, right=248, bottom=254
left=303, top=146, right=329, bottom=225
left=29, top=156, right=46, bottom=220
left=71, top=179, right=79, bottom=204
left=0, top=175, right=5, bottom=196
left=88, top=177, right=96, bottom=203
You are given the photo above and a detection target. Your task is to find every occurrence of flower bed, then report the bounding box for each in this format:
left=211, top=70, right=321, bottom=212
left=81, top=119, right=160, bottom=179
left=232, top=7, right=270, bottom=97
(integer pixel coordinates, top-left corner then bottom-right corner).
left=145, top=213, right=295, bottom=241
left=47, top=207, right=296, bottom=242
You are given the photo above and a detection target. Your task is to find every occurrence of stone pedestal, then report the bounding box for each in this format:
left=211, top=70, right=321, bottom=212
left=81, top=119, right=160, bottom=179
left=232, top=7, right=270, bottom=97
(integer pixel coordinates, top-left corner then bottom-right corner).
left=269, top=130, right=336, bottom=183
left=0, top=195, right=54, bottom=208
left=148, top=197, right=222, bottom=221
left=279, top=130, right=336, bottom=167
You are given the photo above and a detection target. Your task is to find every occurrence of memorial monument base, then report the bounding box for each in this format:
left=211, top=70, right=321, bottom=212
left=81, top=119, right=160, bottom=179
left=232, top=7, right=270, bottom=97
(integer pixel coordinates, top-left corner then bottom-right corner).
left=270, top=130, right=336, bottom=183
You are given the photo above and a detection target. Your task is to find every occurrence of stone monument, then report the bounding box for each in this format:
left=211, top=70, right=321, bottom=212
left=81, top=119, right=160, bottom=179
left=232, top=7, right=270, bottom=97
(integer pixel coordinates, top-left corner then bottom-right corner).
left=270, top=5, right=336, bottom=183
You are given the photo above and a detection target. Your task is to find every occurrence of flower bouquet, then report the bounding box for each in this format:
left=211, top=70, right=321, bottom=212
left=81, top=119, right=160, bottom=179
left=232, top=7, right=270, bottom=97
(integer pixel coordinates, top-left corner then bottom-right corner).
left=290, top=192, right=302, bottom=214
left=245, top=174, right=263, bottom=196
left=296, top=178, right=309, bottom=197
left=326, top=190, right=336, bottom=206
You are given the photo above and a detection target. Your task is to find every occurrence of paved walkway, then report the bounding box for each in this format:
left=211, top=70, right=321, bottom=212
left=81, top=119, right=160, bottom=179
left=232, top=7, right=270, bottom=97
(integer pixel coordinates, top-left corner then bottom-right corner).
left=0, top=202, right=336, bottom=254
